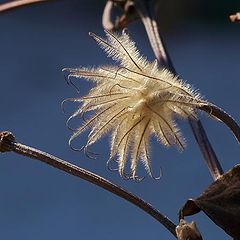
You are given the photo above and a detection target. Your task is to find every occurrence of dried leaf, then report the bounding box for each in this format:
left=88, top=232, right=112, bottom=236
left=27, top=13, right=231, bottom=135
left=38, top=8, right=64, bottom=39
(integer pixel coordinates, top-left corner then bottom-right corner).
left=180, top=164, right=240, bottom=239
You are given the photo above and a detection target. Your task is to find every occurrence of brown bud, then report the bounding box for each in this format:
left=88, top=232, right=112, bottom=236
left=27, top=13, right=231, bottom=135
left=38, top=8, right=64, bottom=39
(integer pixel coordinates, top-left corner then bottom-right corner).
left=176, top=219, right=202, bottom=240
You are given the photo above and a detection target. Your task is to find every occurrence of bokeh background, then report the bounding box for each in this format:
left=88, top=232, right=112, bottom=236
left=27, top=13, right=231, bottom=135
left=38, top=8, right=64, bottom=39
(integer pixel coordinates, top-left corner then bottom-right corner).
left=0, top=0, right=239, bottom=239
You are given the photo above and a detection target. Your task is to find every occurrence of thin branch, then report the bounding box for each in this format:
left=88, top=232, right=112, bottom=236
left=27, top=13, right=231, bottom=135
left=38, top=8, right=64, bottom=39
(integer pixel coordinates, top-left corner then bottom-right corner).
left=102, top=0, right=115, bottom=30
left=198, top=103, right=240, bottom=143
left=135, top=1, right=171, bottom=69
left=0, top=0, right=49, bottom=12
left=188, top=119, right=223, bottom=180
left=135, top=0, right=224, bottom=181
left=0, top=131, right=177, bottom=238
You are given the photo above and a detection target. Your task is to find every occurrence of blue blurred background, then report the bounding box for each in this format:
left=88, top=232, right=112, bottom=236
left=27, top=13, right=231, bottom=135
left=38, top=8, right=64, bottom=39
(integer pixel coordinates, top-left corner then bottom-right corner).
left=0, top=0, right=239, bottom=239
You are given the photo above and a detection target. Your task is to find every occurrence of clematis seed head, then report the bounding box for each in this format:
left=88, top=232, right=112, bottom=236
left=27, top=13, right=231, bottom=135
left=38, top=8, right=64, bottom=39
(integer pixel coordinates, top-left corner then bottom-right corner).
left=63, top=30, right=207, bottom=180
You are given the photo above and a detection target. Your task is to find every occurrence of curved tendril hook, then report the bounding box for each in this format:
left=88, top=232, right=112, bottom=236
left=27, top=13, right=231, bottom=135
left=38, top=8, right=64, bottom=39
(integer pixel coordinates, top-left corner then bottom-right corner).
left=131, top=174, right=145, bottom=182
left=62, top=69, right=80, bottom=93
left=106, top=157, right=119, bottom=171
left=61, top=98, right=80, bottom=114
left=83, top=145, right=99, bottom=160
left=68, top=137, right=85, bottom=152
left=149, top=165, right=162, bottom=180
left=120, top=167, right=131, bottom=180
left=66, top=115, right=79, bottom=132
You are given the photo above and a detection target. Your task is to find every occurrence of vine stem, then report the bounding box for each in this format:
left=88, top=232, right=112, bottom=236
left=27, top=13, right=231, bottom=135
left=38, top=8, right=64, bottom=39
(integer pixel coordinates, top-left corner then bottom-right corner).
left=135, top=0, right=224, bottom=181
left=0, top=131, right=177, bottom=238
left=0, top=0, right=49, bottom=12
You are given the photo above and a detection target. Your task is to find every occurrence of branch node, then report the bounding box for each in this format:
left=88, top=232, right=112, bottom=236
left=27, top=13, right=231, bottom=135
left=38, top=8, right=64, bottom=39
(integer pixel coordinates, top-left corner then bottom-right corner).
left=0, top=131, right=15, bottom=152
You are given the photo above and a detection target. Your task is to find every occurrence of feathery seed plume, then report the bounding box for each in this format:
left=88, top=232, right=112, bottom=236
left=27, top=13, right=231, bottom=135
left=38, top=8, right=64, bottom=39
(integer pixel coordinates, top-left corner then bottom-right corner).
left=63, top=30, right=206, bottom=180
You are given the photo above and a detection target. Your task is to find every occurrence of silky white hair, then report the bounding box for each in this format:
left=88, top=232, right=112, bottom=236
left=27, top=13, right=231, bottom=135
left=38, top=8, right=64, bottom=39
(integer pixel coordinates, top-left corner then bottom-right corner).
left=64, top=30, right=207, bottom=180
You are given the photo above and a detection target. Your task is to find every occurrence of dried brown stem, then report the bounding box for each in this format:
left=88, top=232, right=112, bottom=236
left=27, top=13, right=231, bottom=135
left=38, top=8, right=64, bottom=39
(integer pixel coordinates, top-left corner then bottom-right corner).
left=102, top=0, right=115, bottom=30
left=0, top=0, right=49, bottom=12
left=198, top=104, right=240, bottom=143
left=0, top=131, right=177, bottom=238
left=135, top=0, right=172, bottom=69
left=188, top=119, right=223, bottom=180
